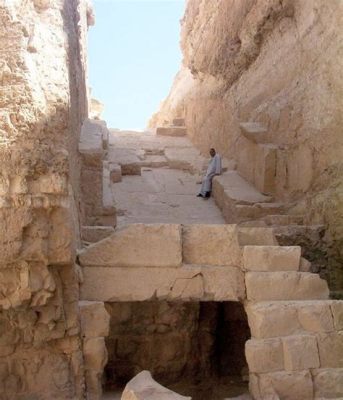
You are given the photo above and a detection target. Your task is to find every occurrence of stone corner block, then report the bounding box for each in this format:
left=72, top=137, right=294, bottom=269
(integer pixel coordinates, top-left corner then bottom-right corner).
left=79, top=224, right=182, bottom=268
left=243, top=245, right=301, bottom=272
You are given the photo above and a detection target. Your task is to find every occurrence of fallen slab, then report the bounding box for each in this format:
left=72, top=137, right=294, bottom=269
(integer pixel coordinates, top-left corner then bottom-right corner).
left=121, top=371, right=191, bottom=400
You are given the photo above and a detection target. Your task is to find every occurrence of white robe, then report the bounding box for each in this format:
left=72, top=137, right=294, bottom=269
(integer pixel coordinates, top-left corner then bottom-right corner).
left=200, top=154, right=222, bottom=195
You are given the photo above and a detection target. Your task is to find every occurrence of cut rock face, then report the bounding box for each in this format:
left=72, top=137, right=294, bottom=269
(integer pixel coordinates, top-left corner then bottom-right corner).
left=121, top=371, right=191, bottom=400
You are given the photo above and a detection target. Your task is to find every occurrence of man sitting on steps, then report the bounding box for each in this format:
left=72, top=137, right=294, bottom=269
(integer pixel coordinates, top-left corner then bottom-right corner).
left=197, top=148, right=222, bottom=198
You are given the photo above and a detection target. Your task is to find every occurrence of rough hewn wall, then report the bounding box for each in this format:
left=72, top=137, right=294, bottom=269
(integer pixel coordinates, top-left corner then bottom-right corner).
left=150, top=0, right=343, bottom=294
left=0, top=0, right=92, bottom=398
left=104, top=301, right=249, bottom=390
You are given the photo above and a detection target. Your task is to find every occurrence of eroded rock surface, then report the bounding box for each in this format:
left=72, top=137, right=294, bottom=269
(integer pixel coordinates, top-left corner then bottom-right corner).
left=150, top=0, right=343, bottom=294
left=0, top=0, right=91, bottom=398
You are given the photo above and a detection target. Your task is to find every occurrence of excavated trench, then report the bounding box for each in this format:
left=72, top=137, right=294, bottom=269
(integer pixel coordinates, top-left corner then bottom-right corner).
left=103, top=301, right=250, bottom=400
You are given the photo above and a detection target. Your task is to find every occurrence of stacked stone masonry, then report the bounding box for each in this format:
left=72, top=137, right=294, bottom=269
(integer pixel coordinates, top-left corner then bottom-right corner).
left=78, top=223, right=343, bottom=400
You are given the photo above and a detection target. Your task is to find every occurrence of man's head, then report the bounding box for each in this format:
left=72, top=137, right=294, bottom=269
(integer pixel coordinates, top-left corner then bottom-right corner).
left=209, top=148, right=216, bottom=157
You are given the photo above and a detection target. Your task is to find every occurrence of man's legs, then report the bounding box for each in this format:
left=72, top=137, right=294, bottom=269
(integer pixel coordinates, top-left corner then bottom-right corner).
left=197, top=176, right=212, bottom=197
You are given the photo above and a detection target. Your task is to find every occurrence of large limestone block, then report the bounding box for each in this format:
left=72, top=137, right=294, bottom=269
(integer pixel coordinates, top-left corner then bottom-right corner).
left=121, top=370, right=191, bottom=400
left=156, top=126, right=187, bottom=137
left=79, top=224, right=182, bottom=268
left=297, top=301, right=335, bottom=333
left=245, top=301, right=334, bottom=339
left=80, top=301, right=110, bottom=338
left=237, top=227, right=278, bottom=246
left=182, top=224, right=242, bottom=266
left=243, top=245, right=301, bottom=272
left=245, top=272, right=329, bottom=301
left=257, top=370, right=313, bottom=400
left=245, top=302, right=299, bottom=339
left=312, top=368, right=343, bottom=399
left=316, top=332, right=343, bottom=368
left=245, top=338, right=284, bottom=373
left=282, top=335, right=320, bottom=371
left=80, top=265, right=245, bottom=302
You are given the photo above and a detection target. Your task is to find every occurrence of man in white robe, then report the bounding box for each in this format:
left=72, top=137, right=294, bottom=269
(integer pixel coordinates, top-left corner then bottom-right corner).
left=197, top=148, right=222, bottom=198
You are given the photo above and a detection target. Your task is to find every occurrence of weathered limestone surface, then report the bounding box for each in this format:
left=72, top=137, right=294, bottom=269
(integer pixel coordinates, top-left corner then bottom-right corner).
left=121, top=371, right=191, bottom=400
left=245, top=271, right=329, bottom=301
left=150, top=0, right=343, bottom=294
left=182, top=224, right=242, bottom=266
left=0, top=0, right=92, bottom=398
left=79, top=224, right=182, bottom=268
left=80, top=265, right=245, bottom=302
left=243, top=245, right=301, bottom=272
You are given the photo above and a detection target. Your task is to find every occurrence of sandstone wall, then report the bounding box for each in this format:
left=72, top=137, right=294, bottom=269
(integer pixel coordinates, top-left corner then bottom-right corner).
left=0, top=0, right=92, bottom=398
left=150, top=0, right=343, bottom=293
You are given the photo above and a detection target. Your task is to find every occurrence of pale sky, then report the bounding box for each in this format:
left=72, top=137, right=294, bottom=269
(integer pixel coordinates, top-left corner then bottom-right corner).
left=88, top=0, right=185, bottom=129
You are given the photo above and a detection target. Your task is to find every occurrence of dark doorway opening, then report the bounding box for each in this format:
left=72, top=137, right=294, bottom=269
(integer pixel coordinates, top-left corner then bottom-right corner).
left=104, top=301, right=250, bottom=400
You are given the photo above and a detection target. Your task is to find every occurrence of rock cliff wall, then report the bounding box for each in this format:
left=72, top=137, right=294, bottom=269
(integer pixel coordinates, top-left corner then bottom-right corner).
left=150, top=0, right=343, bottom=293
left=0, top=0, right=92, bottom=398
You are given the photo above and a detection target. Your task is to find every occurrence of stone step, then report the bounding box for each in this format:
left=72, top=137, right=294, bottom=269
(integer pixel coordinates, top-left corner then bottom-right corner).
left=263, top=214, right=304, bottom=226
left=236, top=203, right=286, bottom=221
left=245, top=271, right=329, bottom=301
left=156, top=126, right=187, bottom=137
left=238, top=227, right=278, bottom=246
left=243, top=245, right=301, bottom=272
left=212, top=171, right=273, bottom=223
left=245, top=300, right=343, bottom=339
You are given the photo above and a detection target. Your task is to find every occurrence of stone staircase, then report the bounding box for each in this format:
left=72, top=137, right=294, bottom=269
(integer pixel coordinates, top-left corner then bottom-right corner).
left=77, top=224, right=343, bottom=400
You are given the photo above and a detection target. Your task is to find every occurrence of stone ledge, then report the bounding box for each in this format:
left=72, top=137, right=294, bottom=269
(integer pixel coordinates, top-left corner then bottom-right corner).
left=80, top=265, right=245, bottom=302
